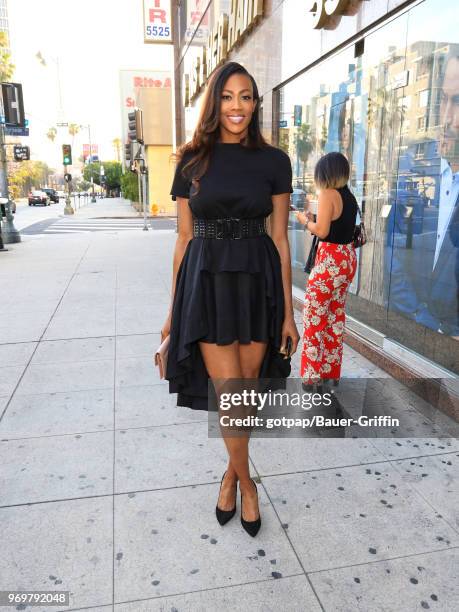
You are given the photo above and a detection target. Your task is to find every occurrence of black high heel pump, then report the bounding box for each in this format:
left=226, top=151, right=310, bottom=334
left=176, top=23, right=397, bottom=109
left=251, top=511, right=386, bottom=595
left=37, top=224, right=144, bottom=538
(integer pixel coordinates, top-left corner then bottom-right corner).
left=215, top=471, right=237, bottom=526
left=240, top=478, right=261, bottom=537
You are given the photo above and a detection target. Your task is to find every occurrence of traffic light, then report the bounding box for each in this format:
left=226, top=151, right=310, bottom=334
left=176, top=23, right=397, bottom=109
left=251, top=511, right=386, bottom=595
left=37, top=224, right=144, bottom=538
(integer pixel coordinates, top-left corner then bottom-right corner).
left=124, top=142, right=132, bottom=162
left=14, top=145, right=30, bottom=161
left=128, top=108, right=143, bottom=144
left=62, top=144, right=72, bottom=165
left=294, top=105, right=302, bottom=127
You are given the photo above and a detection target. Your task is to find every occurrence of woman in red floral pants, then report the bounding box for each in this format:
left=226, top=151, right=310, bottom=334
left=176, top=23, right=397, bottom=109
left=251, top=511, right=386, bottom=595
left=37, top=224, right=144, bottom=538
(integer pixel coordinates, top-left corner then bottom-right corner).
left=295, top=153, right=358, bottom=384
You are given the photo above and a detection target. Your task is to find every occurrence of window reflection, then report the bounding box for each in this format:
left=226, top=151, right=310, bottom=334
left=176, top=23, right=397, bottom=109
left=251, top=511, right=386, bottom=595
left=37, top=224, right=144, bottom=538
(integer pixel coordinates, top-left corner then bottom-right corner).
left=279, top=0, right=459, bottom=369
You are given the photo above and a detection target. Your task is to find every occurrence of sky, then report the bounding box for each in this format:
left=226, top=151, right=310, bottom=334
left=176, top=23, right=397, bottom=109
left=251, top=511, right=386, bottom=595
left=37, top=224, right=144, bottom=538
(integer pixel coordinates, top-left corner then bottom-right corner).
left=8, top=0, right=173, bottom=170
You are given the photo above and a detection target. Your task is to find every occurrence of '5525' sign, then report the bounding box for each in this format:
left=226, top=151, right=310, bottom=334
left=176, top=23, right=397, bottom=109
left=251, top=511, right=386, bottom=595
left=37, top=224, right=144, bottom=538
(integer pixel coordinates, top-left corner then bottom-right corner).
left=144, top=0, right=172, bottom=44
left=308, top=0, right=369, bottom=29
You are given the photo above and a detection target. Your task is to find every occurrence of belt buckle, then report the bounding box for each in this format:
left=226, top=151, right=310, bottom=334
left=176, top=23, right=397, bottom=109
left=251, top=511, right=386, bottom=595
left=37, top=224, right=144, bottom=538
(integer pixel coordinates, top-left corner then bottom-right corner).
left=231, top=217, right=241, bottom=239
left=215, top=218, right=225, bottom=239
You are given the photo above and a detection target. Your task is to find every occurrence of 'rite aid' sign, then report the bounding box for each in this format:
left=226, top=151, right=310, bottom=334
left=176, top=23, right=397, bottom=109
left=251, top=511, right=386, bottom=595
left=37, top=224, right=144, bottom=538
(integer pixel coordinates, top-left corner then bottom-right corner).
left=143, top=0, right=172, bottom=44
left=308, top=0, right=369, bottom=29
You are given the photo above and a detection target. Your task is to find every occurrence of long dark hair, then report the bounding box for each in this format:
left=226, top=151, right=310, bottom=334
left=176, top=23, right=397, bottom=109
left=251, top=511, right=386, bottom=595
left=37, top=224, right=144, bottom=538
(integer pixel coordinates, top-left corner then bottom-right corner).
left=174, top=61, right=268, bottom=191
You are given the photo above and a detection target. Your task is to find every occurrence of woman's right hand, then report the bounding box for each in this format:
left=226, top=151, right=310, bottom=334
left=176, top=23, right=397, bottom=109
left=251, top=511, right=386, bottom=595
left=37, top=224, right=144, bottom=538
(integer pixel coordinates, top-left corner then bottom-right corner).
left=161, top=311, right=172, bottom=342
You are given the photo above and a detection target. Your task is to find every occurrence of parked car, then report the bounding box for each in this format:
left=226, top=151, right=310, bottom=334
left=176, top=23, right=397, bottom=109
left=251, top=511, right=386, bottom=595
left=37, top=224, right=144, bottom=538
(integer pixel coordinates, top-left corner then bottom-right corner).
left=28, top=190, right=50, bottom=206
left=42, top=188, right=59, bottom=203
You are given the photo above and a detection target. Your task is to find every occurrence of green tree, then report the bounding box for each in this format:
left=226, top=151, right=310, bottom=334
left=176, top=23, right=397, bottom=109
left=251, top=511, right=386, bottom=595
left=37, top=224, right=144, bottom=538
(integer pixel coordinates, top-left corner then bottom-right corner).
left=278, top=128, right=290, bottom=154
left=120, top=171, right=139, bottom=202
left=83, top=161, right=122, bottom=191
left=294, top=124, right=314, bottom=190
left=9, top=160, right=54, bottom=197
left=0, top=32, right=14, bottom=81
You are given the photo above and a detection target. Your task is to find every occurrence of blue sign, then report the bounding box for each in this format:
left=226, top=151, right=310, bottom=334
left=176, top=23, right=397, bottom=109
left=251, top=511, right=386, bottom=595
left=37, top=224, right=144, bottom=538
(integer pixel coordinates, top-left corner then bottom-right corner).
left=279, top=120, right=288, bottom=128
left=5, top=126, right=29, bottom=136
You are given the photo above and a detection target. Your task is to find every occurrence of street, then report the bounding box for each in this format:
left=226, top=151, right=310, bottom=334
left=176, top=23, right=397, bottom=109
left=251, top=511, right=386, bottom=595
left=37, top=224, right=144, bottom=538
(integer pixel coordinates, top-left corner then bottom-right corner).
left=4, top=196, right=177, bottom=236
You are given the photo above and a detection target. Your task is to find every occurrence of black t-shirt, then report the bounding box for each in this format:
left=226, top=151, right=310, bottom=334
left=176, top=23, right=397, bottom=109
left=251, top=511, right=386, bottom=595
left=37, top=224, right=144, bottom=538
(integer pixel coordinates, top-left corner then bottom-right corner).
left=170, top=142, right=293, bottom=219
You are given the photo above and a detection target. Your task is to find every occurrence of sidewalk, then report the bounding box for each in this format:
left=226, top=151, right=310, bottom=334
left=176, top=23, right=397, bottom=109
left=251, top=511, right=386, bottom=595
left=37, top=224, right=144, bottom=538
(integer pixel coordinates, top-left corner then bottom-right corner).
left=0, top=199, right=458, bottom=611
left=65, top=196, right=151, bottom=219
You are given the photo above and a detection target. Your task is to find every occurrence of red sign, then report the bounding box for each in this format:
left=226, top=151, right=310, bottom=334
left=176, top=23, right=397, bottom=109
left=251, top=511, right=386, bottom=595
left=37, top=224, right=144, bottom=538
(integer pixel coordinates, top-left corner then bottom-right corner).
left=83, top=144, right=99, bottom=161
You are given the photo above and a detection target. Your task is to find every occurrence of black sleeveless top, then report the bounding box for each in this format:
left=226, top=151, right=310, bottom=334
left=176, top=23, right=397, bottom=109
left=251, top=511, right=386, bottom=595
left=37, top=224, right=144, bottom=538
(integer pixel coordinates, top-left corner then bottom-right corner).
left=320, top=185, right=358, bottom=244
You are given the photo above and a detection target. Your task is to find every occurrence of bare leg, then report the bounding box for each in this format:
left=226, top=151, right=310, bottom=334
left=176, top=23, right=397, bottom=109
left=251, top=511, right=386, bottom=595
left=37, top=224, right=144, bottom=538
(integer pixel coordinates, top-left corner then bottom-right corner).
left=199, top=339, right=268, bottom=521
left=238, top=340, right=268, bottom=521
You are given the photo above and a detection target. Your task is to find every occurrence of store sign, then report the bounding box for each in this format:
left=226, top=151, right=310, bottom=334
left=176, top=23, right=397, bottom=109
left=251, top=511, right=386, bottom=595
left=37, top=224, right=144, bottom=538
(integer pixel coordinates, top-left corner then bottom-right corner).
left=185, top=0, right=210, bottom=44
left=185, top=0, right=264, bottom=105
left=83, top=144, right=99, bottom=162
left=308, top=0, right=369, bottom=30
left=143, top=0, right=172, bottom=44
left=119, top=69, right=171, bottom=149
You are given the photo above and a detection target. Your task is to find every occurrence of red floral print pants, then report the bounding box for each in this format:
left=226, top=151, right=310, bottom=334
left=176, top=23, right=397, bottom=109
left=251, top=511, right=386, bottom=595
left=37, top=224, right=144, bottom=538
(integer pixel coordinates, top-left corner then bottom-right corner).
left=300, top=241, right=357, bottom=383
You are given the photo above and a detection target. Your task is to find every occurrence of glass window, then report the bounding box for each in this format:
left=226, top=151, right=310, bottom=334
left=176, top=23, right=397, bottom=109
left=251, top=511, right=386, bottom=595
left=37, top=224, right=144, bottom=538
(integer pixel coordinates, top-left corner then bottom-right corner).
left=417, top=116, right=427, bottom=131
left=387, top=0, right=459, bottom=371
left=279, top=0, right=459, bottom=373
left=418, top=89, right=429, bottom=107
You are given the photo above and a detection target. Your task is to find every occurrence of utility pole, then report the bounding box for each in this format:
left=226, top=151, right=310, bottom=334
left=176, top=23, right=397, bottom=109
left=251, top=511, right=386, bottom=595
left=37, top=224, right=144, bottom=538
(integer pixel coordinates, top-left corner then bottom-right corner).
left=141, top=144, right=148, bottom=231
left=0, top=110, right=20, bottom=244
left=128, top=108, right=149, bottom=230
left=62, top=144, right=74, bottom=215
left=88, top=124, right=96, bottom=203
left=134, top=145, right=143, bottom=221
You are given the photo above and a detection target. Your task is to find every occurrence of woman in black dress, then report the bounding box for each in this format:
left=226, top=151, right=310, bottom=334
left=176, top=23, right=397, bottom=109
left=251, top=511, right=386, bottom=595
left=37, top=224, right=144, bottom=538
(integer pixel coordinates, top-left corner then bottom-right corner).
left=161, top=62, right=300, bottom=537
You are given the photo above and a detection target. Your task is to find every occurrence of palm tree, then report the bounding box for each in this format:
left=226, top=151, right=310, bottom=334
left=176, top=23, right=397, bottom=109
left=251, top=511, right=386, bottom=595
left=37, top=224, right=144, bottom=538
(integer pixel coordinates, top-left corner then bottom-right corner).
left=294, top=123, right=314, bottom=191
left=68, top=123, right=80, bottom=150
left=47, top=127, right=57, bottom=142
left=112, top=138, right=121, bottom=162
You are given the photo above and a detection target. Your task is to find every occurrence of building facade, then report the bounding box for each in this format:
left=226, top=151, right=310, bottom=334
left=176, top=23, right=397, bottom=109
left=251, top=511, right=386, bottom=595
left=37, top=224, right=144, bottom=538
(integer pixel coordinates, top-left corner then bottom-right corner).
left=174, top=0, right=459, bottom=375
left=119, top=70, right=175, bottom=215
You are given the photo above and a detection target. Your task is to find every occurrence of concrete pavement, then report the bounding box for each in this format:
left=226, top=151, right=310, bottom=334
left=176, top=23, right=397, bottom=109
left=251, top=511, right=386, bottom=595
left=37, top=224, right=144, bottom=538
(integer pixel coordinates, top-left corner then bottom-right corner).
left=0, top=198, right=458, bottom=611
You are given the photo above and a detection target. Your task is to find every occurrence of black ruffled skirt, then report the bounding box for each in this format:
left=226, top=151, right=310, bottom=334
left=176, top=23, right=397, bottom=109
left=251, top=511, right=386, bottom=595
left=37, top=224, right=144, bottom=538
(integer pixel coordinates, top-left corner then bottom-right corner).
left=165, top=234, right=291, bottom=411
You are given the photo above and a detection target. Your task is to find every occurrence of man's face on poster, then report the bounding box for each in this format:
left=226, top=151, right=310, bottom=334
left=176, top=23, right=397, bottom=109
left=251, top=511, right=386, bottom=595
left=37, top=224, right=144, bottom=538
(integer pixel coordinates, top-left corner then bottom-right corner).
left=439, top=56, right=459, bottom=167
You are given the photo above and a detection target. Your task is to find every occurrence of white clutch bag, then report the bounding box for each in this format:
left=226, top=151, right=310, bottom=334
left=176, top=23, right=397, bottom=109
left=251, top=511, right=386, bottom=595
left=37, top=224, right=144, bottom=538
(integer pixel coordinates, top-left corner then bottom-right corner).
left=154, top=334, right=170, bottom=379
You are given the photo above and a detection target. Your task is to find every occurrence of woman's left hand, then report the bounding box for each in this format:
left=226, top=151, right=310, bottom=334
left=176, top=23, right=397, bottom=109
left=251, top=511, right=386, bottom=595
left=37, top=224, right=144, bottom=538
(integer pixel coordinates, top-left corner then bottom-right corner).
left=294, top=210, right=314, bottom=228
left=294, top=210, right=308, bottom=226
left=280, top=315, right=300, bottom=357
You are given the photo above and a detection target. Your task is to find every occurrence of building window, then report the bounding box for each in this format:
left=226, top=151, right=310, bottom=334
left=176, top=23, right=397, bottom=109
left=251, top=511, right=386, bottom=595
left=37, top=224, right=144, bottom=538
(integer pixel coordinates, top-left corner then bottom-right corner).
left=417, top=116, right=427, bottom=131
left=418, top=89, right=429, bottom=107
left=414, top=142, right=427, bottom=159
left=416, top=56, right=432, bottom=80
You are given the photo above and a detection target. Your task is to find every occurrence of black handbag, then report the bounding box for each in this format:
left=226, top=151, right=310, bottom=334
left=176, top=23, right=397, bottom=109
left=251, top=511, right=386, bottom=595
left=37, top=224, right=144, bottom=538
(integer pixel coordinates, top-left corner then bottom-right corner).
left=304, top=234, right=319, bottom=274
left=353, top=202, right=367, bottom=248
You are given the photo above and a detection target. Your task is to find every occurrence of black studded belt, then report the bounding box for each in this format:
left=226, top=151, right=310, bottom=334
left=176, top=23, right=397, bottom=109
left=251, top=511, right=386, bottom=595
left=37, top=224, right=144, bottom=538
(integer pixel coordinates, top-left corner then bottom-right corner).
left=192, top=216, right=268, bottom=239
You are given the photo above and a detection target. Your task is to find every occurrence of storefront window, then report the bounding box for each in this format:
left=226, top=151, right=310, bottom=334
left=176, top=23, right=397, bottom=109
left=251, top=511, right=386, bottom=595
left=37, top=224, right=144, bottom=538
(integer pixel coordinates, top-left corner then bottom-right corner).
left=279, top=0, right=459, bottom=373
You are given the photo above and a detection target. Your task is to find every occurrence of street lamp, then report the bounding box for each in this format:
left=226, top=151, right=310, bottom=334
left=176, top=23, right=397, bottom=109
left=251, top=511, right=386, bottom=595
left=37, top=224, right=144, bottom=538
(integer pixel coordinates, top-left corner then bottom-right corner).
left=36, top=51, right=64, bottom=123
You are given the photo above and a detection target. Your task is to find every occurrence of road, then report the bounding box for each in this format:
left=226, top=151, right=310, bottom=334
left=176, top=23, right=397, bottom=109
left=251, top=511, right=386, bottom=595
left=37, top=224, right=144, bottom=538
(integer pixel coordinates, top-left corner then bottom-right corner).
left=2, top=196, right=177, bottom=236
left=6, top=196, right=77, bottom=231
